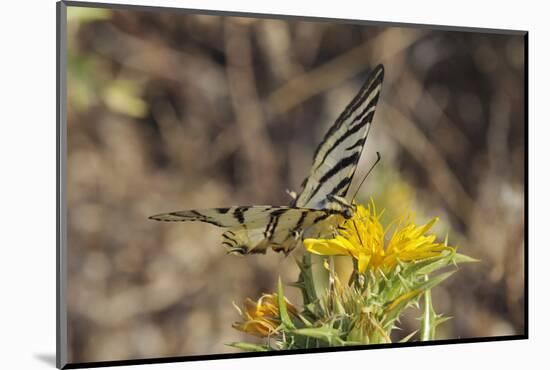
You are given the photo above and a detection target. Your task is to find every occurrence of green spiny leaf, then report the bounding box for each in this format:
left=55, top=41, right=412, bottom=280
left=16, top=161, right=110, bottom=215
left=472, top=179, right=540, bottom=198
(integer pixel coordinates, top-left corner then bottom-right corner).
left=382, top=290, right=422, bottom=328
left=420, top=285, right=436, bottom=341
left=297, top=313, right=314, bottom=327
left=293, top=327, right=343, bottom=346
left=226, top=342, right=268, bottom=352
left=310, top=254, right=330, bottom=300
left=296, top=254, right=320, bottom=305
left=452, top=253, right=480, bottom=264
left=399, top=330, right=418, bottom=343
left=405, top=253, right=455, bottom=276
left=382, top=271, right=455, bottom=329
left=412, top=270, right=456, bottom=293
left=277, top=277, right=296, bottom=330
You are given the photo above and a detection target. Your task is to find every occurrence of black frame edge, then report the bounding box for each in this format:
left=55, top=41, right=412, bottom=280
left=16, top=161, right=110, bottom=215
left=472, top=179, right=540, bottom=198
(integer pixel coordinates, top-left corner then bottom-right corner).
left=62, top=335, right=527, bottom=369
left=63, top=335, right=528, bottom=369
left=523, top=32, right=529, bottom=338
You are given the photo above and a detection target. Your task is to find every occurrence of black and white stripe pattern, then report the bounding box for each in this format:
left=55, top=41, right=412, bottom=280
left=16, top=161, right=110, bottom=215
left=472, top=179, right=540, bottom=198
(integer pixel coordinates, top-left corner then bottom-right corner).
left=294, top=64, right=384, bottom=210
left=149, top=64, right=384, bottom=255
left=150, top=205, right=345, bottom=255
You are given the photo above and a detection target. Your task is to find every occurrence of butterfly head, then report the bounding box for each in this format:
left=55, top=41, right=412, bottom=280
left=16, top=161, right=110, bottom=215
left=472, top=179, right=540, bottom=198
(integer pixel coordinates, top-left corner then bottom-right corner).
left=341, top=202, right=357, bottom=219
left=326, top=194, right=355, bottom=219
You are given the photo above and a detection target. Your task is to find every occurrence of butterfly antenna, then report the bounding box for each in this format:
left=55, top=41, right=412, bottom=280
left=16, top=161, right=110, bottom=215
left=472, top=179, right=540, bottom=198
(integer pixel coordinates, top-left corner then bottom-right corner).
left=351, top=151, right=381, bottom=202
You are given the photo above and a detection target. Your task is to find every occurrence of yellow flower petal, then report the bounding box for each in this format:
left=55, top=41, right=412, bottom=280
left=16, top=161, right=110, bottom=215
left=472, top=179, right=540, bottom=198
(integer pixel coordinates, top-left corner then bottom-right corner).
left=302, top=202, right=453, bottom=274
left=303, top=237, right=353, bottom=256
left=357, top=253, right=371, bottom=273
left=233, top=293, right=297, bottom=337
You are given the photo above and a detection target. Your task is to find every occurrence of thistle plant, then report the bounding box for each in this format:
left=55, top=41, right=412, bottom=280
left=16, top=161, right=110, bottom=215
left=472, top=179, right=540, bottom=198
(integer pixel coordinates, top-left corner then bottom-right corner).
left=229, top=200, right=476, bottom=351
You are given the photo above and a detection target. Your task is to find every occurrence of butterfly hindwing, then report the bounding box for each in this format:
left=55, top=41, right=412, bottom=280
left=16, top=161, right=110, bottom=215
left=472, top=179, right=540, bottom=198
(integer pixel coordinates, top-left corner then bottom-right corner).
left=150, top=206, right=345, bottom=255
left=150, top=206, right=270, bottom=227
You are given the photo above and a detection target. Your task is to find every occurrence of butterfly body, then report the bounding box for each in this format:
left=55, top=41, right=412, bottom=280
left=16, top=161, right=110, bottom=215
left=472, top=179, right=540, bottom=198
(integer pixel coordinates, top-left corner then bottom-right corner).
left=150, top=64, right=384, bottom=255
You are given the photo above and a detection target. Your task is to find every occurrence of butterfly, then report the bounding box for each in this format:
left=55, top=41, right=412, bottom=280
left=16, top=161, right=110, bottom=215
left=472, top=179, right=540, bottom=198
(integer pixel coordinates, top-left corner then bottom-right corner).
left=150, top=64, right=384, bottom=256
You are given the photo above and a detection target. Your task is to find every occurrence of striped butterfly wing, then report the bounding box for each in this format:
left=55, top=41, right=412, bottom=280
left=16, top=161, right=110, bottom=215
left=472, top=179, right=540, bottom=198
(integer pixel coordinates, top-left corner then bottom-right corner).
left=293, top=64, right=384, bottom=210
left=149, top=206, right=343, bottom=255
left=150, top=64, right=384, bottom=255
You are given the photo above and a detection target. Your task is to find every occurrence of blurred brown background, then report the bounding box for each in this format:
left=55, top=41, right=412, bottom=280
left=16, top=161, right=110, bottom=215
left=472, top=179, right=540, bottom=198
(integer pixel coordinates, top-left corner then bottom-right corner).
left=66, top=5, right=525, bottom=363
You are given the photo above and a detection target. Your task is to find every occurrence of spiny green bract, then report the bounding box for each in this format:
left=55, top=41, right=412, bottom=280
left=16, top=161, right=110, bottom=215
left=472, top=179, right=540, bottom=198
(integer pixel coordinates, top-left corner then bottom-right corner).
left=228, top=249, right=477, bottom=350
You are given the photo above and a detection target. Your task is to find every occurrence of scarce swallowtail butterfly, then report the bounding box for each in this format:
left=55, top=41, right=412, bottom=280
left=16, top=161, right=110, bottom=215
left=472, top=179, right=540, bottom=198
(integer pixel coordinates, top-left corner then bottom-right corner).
left=150, top=64, right=384, bottom=256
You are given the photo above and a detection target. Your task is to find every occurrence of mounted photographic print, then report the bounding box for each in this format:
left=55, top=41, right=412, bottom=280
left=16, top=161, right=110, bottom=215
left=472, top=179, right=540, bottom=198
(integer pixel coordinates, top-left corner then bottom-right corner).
left=57, top=1, right=527, bottom=368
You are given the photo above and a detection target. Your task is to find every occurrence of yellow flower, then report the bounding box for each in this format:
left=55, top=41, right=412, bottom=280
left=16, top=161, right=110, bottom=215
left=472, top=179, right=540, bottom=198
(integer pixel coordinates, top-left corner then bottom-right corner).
left=232, top=293, right=297, bottom=337
left=303, top=201, right=453, bottom=273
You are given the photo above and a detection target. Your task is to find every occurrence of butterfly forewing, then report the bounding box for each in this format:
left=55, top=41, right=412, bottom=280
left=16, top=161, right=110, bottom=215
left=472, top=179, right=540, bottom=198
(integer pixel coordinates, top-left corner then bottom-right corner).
left=294, top=64, right=384, bottom=209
